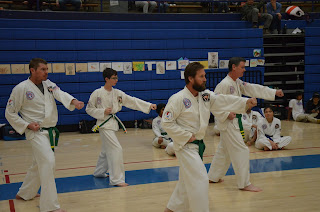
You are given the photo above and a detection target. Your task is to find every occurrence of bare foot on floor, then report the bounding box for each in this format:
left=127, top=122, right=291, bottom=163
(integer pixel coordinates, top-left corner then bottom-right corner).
left=15, top=195, right=24, bottom=200
left=240, top=184, right=262, bottom=192
left=116, top=182, right=129, bottom=187
left=51, top=209, right=67, bottom=212
left=209, top=179, right=224, bottom=183
left=164, top=208, right=173, bottom=212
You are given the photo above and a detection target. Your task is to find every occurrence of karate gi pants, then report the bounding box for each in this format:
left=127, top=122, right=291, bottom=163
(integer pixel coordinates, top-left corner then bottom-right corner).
left=255, top=136, right=292, bottom=150
left=296, top=113, right=320, bottom=123
left=94, top=129, right=125, bottom=185
left=165, top=142, right=175, bottom=156
left=208, top=123, right=251, bottom=189
left=17, top=130, right=60, bottom=212
left=167, top=143, right=209, bottom=212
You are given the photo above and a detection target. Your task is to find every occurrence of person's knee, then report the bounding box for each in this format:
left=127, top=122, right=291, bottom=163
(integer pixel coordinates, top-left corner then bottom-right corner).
left=267, top=14, right=273, bottom=20
left=253, top=8, right=259, bottom=13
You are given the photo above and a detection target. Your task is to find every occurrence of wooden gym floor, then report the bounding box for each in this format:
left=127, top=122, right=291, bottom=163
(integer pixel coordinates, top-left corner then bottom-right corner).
left=1, top=121, right=320, bottom=212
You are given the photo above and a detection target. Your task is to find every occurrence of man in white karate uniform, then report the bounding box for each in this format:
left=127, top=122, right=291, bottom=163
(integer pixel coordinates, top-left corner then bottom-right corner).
left=162, top=62, right=257, bottom=212
left=152, top=103, right=175, bottom=156
left=86, top=68, right=156, bottom=187
left=5, top=58, right=84, bottom=212
left=207, top=57, right=284, bottom=192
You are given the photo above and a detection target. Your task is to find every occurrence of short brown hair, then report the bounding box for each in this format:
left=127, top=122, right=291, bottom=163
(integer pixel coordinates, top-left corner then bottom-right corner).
left=228, top=57, right=246, bottom=72
left=184, top=62, right=204, bottom=84
left=103, top=68, right=118, bottom=82
left=29, top=58, right=47, bottom=71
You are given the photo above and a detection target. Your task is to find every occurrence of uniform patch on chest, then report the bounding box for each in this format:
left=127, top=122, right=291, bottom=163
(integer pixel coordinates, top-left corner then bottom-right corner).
left=118, top=96, right=122, bottom=104
left=297, top=101, right=302, bottom=106
left=262, top=124, right=267, bottom=130
left=275, top=124, right=279, bottom=129
left=252, top=115, right=257, bottom=120
left=157, top=120, right=161, bottom=125
left=164, top=111, right=173, bottom=121
left=183, top=98, right=192, bottom=108
left=202, top=93, right=210, bottom=102
left=230, top=86, right=235, bottom=94
left=26, top=91, right=35, bottom=100
left=97, top=97, right=102, bottom=105
left=243, top=115, right=247, bottom=120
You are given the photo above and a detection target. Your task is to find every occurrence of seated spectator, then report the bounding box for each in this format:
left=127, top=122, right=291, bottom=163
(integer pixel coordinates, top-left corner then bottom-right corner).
left=288, top=91, right=320, bottom=123
left=23, top=0, right=45, bottom=10
left=267, top=0, right=282, bottom=34
left=152, top=103, right=175, bottom=156
left=214, top=0, right=229, bottom=13
left=241, top=0, right=273, bottom=34
left=256, top=106, right=292, bottom=151
left=57, top=0, right=81, bottom=11
left=305, top=92, right=320, bottom=119
left=135, top=1, right=157, bottom=13
left=158, top=1, right=169, bottom=13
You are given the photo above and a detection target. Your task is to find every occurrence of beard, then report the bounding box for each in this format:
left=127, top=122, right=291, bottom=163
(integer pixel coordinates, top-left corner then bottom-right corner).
left=193, top=82, right=206, bottom=92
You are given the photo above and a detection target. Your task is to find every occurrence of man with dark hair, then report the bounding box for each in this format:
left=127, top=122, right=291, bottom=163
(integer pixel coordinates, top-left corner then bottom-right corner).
left=241, top=0, right=273, bottom=33
left=86, top=68, right=157, bottom=187
left=152, top=103, right=175, bottom=155
left=162, top=62, right=258, bottom=212
left=288, top=91, right=320, bottom=123
left=208, top=57, right=284, bottom=192
left=5, top=58, right=84, bottom=212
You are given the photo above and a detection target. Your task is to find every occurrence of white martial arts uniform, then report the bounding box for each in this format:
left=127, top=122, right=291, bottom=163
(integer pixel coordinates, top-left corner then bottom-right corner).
left=86, top=87, right=151, bottom=185
left=255, top=117, right=292, bottom=150
left=162, top=87, right=249, bottom=212
left=5, top=78, right=76, bottom=212
left=289, top=99, right=319, bottom=123
left=242, top=110, right=262, bottom=142
left=208, top=75, right=276, bottom=189
left=152, top=116, right=175, bottom=156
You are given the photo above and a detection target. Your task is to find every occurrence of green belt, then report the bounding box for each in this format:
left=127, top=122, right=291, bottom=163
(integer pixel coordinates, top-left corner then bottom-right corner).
left=161, top=132, right=167, bottom=136
left=191, top=139, right=205, bottom=160
left=42, top=127, right=60, bottom=152
left=92, top=114, right=127, bottom=133
left=236, top=114, right=245, bottom=141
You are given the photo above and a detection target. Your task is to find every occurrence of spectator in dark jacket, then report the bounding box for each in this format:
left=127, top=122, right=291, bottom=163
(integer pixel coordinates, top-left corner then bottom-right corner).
left=267, top=0, right=282, bottom=34
left=241, top=0, right=273, bottom=34
left=306, top=92, right=320, bottom=119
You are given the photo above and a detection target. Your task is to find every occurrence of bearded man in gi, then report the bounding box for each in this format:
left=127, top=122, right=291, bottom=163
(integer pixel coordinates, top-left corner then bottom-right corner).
left=162, top=62, right=257, bottom=212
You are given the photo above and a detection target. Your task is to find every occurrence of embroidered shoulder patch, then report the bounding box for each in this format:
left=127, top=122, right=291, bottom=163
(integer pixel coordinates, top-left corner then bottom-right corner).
left=26, top=91, right=35, bottom=100
left=202, top=93, right=210, bottom=102
left=183, top=98, right=191, bottom=109
left=118, top=96, right=122, bottom=104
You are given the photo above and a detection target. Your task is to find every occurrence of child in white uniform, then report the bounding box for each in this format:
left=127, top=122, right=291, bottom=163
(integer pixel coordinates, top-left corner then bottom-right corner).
left=242, top=108, right=263, bottom=146
left=152, top=103, right=175, bottom=156
left=86, top=68, right=156, bottom=187
left=256, top=106, right=292, bottom=150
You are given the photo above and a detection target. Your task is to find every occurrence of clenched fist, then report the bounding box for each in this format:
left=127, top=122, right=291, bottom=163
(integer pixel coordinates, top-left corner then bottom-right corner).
left=246, top=97, right=257, bottom=109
